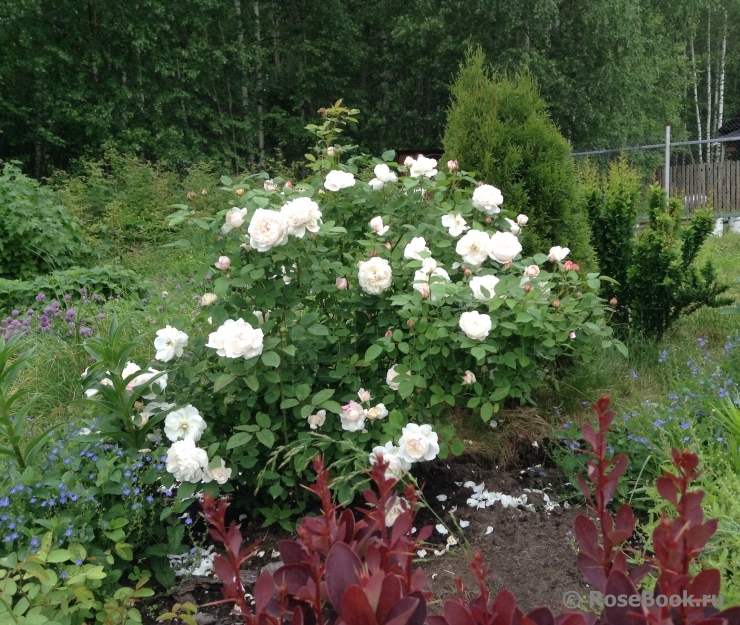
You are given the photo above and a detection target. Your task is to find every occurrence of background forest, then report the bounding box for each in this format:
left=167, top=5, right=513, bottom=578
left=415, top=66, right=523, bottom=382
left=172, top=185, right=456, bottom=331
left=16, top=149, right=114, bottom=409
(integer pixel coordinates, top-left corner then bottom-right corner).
left=1, top=0, right=739, bottom=177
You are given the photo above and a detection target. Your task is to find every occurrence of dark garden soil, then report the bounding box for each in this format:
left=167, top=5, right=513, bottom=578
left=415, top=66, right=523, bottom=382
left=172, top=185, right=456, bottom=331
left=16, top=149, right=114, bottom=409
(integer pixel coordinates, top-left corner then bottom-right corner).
left=144, top=455, right=590, bottom=624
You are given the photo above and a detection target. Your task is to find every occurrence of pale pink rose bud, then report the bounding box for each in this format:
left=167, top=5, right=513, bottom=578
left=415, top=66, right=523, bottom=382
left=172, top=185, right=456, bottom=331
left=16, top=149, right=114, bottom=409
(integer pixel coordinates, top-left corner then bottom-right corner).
left=264, top=179, right=277, bottom=191
left=327, top=146, right=336, bottom=157
left=420, top=285, right=430, bottom=299
left=236, top=188, right=244, bottom=196
left=525, top=265, right=540, bottom=278
left=385, top=241, right=392, bottom=250
left=464, top=267, right=472, bottom=277
left=404, top=156, right=415, bottom=166
left=573, top=263, right=581, bottom=271
left=187, top=191, right=196, bottom=200
left=336, top=277, right=348, bottom=291
left=385, top=330, right=392, bottom=337
left=481, top=365, right=488, bottom=373
left=569, top=331, right=576, bottom=339
left=215, top=256, right=231, bottom=270
left=369, top=250, right=377, bottom=257
left=319, top=189, right=326, bottom=194
left=610, top=298, right=618, bottom=308
left=358, top=388, right=372, bottom=403
left=284, top=181, right=294, bottom=189
left=447, top=160, right=459, bottom=171
left=201, top=189, right=208, bottom=196
left=552, top=299, right=561, bottom=308
left=216, top=235, right=223, bottom=241
left=462, top=370, right=476, bottom=385
left=516, top=214, right=528, bottom=226
left=407, top=319, right=415, bottom=328
left=563, top=260, right=575, bottom=271
left=134, top=401, right=143, bottom=410
left=524, top=284, right=533, bottom=292
left=485, top=217, right=492, bottom=224
left=503, top=261, right=512, bottom=269
left=309, top=233, right=316, bottom=240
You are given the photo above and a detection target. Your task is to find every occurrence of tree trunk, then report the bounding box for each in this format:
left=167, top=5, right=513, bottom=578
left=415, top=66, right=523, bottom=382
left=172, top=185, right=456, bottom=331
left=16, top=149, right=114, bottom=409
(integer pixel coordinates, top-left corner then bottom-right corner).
left=705, top=12, right=712, bottom=163
left=690, top=38, right=703, bottom=163
left=270, top=0, right=281, bottom=72
left=716, top=7, right=727, bottom=162
left=234, top=0, right=253, bottom=161
left=254, top=0, right=265, bottom=165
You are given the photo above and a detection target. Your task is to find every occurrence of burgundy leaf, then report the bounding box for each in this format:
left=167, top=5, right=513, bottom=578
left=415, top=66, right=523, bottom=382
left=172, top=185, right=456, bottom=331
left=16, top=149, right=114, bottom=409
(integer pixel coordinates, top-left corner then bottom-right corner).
left=376, top=573, right=403, bottom=623
left=576, top=553, right=607, bottom=593
left=582, top=424, right=598, bottom=452
left=416, top=525, right=434, bottom=542
left=213, top=555, right=237, bottom=587
left=411, top=566, right=428, bottom=593
left=614, top=504, right=637, bottom=536
left=577, top=474, right=594, bottom=506
left=338, top=508, right=356, bottom=543
left=574, top=516, right=600, bottom=560
left=656, top=477, right=678, bottom=506
left=325, top=542, right=363, bottom=618
left=290, top=606, right=304, bottom=625
left=255, top=570, right=275, bottom=615
left=341, top=585, right=377, bottom=625
left=280, top=540, right=305, bottom=564
left=612, top=550, right=628, bottom=573
left=427, top=617, right=449, bottom=625
left=687, top=520, right=719, bottom=553
left=491, top=588, right=518, bottom=625
left=710, top=607, right=740, bottom=625
left=366, top=544, right=381, bottom=575
left=443, top=600, right=478, bottom=625
left=273, top=563, right=311, bottom=595
left=526, top=606, right=556, bottom=625
left=688, top=569, right=721, bottom=604
left=628, top=563, right=653, bottom=584
left=603, top=570, right=646, bottom=625
left=386, top=593, right=425, bottom=625
left=558, top=613, right=589, bottom=625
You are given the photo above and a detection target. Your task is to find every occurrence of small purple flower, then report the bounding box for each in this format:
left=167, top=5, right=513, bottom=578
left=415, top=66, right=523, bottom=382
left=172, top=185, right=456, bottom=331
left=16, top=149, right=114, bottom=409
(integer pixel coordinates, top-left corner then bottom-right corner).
left=35, top=293, right=46, bottom=301
left=698, top=338, right=706, bottom=347
left=631, top=370, right=638, bottom=378
left=680, top=422, right=690, bottom=429
left=64, top=294, right=72, bottom=301
left=11, top=310, right=19, bottom=316
left=205, top=274, right=212, bottom=281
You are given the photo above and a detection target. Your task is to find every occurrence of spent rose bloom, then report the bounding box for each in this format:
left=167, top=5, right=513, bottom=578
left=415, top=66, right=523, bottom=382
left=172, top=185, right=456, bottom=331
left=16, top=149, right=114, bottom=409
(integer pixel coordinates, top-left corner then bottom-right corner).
left=517, top=214, right=529, bottom=226
left=459, top=311, right=493, bottom=340
left=403, top=236, right=430, bottom=261
left=358, top=388, right=372, bottom=403
left=358, top=257, right=393, bottom=295
left=154, top=325, right=189, bottom=362
left=202, top=459, right=232, bottom=485
left=248, top=208, right=289, bottom=252
left=206, top=318, right=264, bottom=360
left=221, top=207, right=248, bottom=234
left=524, top=264, right=540, bottom=278
left=201, top=293, right=218, bottom=305
left=385, top=497, right=407, bottom=527
left=166, top=439, right=208, bottom=483
left=409, top=155, right=438, bottom=178
left=368, top=164, right=398, bottom=190
left=463, top=370, right=476, bottom=385
left=324, top=170, right=356, bottom=191
left=456, top=230, right=490, bottom=266
left=366, top=403, right=388, bottom=421
left=469, top=274, right=500, bottom=301
left=548, top=246, right=570, bottom=262
left=370, top=441, right=411, bottom=480
left=335, top=276, right=348, bottom=290
left=215, top=255, right=231, bottom=270
left=340, top=401, right=366, bottom=432
left=369, top=216, right=390, bottom=236
left=386, top=365, right=411, bottom=391
left=307, top=410, right=326, bottom=430
left=504, top=218, right=521, bottom=236
left=397, top=424, right=440, bottom=463
left=164, top=405, right=207, bottom=443
left=472, top=185, right=504, bottom=215
left=447, top=160, right=459, bottom=171
left=280, top=197, right=322, bottom=238
left=441, top=213, right=469, bottom=237
left=488, top=231, right=522, bottom=263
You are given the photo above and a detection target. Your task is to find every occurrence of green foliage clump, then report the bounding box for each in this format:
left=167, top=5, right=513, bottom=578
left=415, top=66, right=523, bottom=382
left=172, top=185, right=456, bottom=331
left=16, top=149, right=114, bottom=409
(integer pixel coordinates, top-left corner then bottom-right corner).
left=443, top=48, right=596, bottom=269
left=0, top=163, right=87, bottom=280
left=0, top=265, right=149, bottom=313
left=584, top=159, right=733, bottom=338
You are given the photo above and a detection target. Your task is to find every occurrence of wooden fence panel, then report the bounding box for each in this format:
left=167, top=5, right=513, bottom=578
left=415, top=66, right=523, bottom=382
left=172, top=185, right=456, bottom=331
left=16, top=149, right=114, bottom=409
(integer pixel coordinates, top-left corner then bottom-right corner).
left=650, top=162, right=739, bottom=213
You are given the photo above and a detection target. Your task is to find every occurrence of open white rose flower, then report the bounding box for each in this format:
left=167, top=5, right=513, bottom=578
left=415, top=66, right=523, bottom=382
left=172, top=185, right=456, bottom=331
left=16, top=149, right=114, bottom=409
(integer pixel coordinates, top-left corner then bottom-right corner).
left=489, top=231, right=522, bottom=263
left=247, top=208, right=289, bottom=252
left=386, top=365, right=411, bottom=391
left=459, top=310, right=493, bottom=340
left=463, top=370, right=477, bottom=385
left=413, top=259, right=450, bottom=301
left=409, top=155, right=438, bottom=178
left=548, top=245, right=570, bottom=262
left=307, top=410, right=326, bottom=430
left=472, top=184, right=504, bottom=214
left=358, top=257, right=393, bottom=295
left=206, top=318, right=264, bottom=360
left=524, top=264, right=540, bottom=278
left=505, top=218, right=521, bottom=236
left=130, top=367, right=168, bottom=400
left=221, top=207, right=248, bottom=234
left=403, top=236, right=430, bottom=261
left=370, top=441, right=411, bottom=480
left=166, top=439, right=209, bottom=483
left=340, top=400, right=366, bottom=432
left=365, top=403, right=388, bottom=420
left=202, top=459, right=232, bottom=485
left=441, top=213, right=469, bottom=237
left=164, top=405, right=207, bottom=442
left=456, top=230, right=491, bottom=266
left=280, top=197, right=322, bottom=238
left=201, top=292, right=218, bottom=305
left=154, top=325, right=189, bottom=362
left=324, top=169, right=356, bottom=191
left=517, top=214, right=529, bottom=226
left=369, top=216, right=390, bottom=236
left=469, top=274, right=500, bottom=301
left=369, top=163, right=398, bottom=189
left=397, top=423, right=440, bottom=463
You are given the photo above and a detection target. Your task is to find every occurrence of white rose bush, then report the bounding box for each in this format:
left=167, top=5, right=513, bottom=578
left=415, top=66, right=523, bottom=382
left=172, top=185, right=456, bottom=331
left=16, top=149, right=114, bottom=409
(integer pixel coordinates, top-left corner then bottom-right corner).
left=148, top=103, right=623, bottom=516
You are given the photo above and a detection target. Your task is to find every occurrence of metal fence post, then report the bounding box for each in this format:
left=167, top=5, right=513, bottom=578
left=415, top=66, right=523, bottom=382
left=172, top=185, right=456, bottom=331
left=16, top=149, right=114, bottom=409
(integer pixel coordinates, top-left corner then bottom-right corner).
left=664, top=125, right=671, bottom=198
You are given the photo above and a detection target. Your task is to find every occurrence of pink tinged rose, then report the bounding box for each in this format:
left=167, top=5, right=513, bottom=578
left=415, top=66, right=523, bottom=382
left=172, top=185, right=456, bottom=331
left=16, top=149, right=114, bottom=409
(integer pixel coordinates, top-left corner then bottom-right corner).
left=517, top=214, right=529, bottom=226
left=340, top=401, right=366, bottom=432
left=369, top=216, right=390, bottom=236
left=548, top=246, right=570, bottom=262
left=335, top=276, right=348, bottom=290
left=357, top=388, right=372, bottom=403
left=447, top=160, right=459, bottom=171
left=264, top=179, right=277, bottom=191
left=307, top=410, right=326, bottom=430
left=463, top=370, right=476, bottom=385
left=284, top=181, right=293, bottom=189
left=404, top=156, right=416, bottom=166
left=569, top=331, right=576, bottom=339
left=397, top=423, right=440, bottom=463
left=524, top=264, right=540, bottom=278
left=215, top=256, right=231, bottom=270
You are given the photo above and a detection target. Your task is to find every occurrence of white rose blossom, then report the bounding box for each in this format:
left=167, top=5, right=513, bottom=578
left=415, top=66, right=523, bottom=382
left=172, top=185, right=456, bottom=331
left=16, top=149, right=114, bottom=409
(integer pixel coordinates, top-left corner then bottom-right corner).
left=456, top=230, right=491, bottom=266
left=516, top=214, right=529, bottom=226
left=469, top=274, right=500, bottom=301
left=201, top=293, right=218, bottom=305
left=221, top=207, right=248, bottom=234
left=358, top=388, right=372, bottom=403
left=280, top=197, right=322, bottom=238
left=403, top=236, right=430, bottom=261
left=129, top=367, right=168, bottom=399
left=472, top=185, right=504, bottom=215
left=413, top=258, right=450, bottom=301
left=397, top=423, right=440, bottom=463
left=441, top=214, right=469, bottom=237
left=463, top=370, right=476, bottom=385
left=202, top=459, right=232, bottom=485
left=369, top=216, right=390, bottom=236
left=366, top=403, right=388, bottom=421
left=164, top=405, right=207, bottom=443
left=409, top=155, right=438, bottom=178
left=247, top=208, right=289, bottom=252
left=166, top=439, right=209, bottom=483
left=386, top=365, right=411, bottom=391
left=358, top=257, right=393, bottom=295
left=505, top=218, right=521, bottom=236
left=370, top=441, right=411, bottom=480
left=324, top=170, right=356, bottom=191
left=307, top=410, right=326, bottom=430
left=206, top=318, right=264, bottom=360
left=548, top=246, right=570, bottom=262
left=154, top=326, right=189, bottom=362
left=459, top=311, right=493, bottom=341
left=489, top=231, right=522, bottom=263
left=340, top=401, right=366, bottom=432
left=369, top=164, right=398, bottom=189
left=524, top=264, right=540, bottom=278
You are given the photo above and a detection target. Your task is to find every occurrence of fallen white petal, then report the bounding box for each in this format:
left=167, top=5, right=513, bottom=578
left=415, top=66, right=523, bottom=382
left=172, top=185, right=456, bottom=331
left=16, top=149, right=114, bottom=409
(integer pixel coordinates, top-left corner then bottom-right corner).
left=485, top=526, right=493, bottom=535
left=435, top=523, right=449, bottom=535
left=460, top=520, right=470, bottom=528
left=436, top=494, right=448, bottom=502
left=416, top=549, right=427, bottom=558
